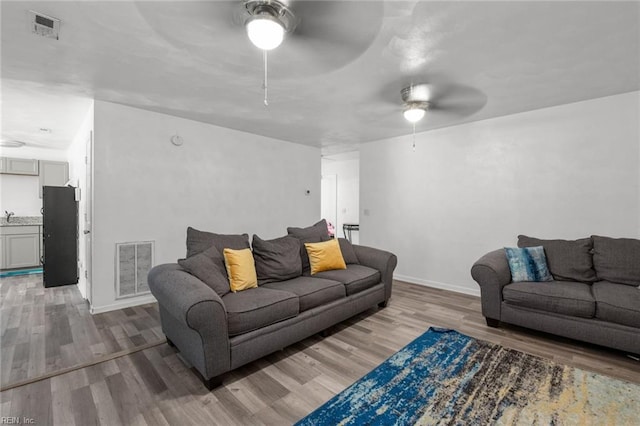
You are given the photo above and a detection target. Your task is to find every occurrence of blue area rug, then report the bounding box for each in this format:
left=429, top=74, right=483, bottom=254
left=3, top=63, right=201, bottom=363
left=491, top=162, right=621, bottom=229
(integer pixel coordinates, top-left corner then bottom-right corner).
left=0, top=268, right=43, bottom=278
left=296, top=328, right=640, bottom=425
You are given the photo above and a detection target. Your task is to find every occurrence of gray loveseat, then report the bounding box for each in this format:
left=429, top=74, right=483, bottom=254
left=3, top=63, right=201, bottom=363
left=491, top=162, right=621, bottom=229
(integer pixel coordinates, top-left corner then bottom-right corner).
left=148, top=223, right=397, bottom=389
left=471, top=235, right=640, bottom=355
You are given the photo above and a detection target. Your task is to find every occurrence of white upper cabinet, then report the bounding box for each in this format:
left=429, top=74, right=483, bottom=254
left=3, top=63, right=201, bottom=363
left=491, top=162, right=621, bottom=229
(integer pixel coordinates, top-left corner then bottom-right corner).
left=1, top=157, right=39, bottom=175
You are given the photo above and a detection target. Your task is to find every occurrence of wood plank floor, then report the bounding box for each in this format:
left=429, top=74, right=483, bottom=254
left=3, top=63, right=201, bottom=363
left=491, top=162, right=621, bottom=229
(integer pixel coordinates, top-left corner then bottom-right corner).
left=0, top=274, right=163, bottom=389
left=1, top=277, right=638, bottom=425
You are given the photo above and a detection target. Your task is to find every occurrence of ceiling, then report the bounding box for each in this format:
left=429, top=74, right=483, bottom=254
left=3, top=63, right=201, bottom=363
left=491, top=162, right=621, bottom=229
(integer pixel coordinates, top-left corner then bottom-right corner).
left=1, top=1, right=639, bottom=155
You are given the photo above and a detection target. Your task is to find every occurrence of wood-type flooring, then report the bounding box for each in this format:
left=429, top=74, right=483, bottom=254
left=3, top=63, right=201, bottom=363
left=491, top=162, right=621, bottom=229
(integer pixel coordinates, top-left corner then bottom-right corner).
left=0, top=274, right=163, bottom=389
left=1, top=274, right=638, bottom=425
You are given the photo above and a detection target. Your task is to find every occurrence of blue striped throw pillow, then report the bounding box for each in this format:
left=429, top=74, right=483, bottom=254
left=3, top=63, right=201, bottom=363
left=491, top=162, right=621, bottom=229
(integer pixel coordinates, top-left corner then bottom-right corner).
left=504, top=246, right=553, bottom=282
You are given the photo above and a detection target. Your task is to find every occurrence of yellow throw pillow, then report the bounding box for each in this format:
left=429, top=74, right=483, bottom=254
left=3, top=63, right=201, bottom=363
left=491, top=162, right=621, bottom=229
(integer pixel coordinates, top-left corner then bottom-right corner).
left=223, top=248, right=258, bottom=292
left=304, top=239, right=347, bottom=275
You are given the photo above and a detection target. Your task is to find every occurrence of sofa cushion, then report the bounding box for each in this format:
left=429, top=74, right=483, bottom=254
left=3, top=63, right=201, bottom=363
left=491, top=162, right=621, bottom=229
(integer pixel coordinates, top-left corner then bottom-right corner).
left=252, top=235, right=302, bottom=285
left=287, top=219, right=331, bottom=272
left=504, top=246, right=553, bottom=282
left=502, top=281, right=595, bottom=318
left=592, top=281, right=640, bottom=328
left=592, top=235, right=640, bottom=286
left=186, top=227, right=250, bottom=258
left=518, top=235, right=596, bottom=283
left=222, top=287, right=299, bottom=336
left=178, top=246, right=230, bottom=297
left=263, top=276, right=345, bottom=312
left=337, top=238, right=359, bottom=265
left=313, top=264, right=381, bottom=296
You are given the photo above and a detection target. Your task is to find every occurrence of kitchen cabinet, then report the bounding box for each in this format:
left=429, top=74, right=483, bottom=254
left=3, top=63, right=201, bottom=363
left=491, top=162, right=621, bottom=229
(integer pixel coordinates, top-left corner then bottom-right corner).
left=0, top=157, right=39, bottom=175
left=39, top=160, right=69, bottom=198
left=1, top=225, right=40, bottom=269
left=0, top=236, right=5, bottom=269
left=40, top=226, right=43, bottom=265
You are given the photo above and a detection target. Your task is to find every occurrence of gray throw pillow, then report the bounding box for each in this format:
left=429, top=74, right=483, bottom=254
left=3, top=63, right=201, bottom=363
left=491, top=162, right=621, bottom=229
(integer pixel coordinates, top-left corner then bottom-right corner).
left=518, top=235, right=596, bottom=283
left=338, top=238, right=359, bottom=264
left=186, top=226, right=250, bottom=258
left=178, top=246, right=230, bottom=297
left=592, top=235, right=640, bottom=286
left=287, top=219, right=330, bottom=272
left=252, top=235, right=302, bottom=285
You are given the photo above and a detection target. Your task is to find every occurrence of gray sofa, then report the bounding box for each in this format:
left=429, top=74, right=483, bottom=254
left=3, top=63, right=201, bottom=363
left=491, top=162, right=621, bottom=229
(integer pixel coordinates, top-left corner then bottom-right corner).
left=471, top=235, right=640, bottom=355
left=148, top=225, right=397, bottom=390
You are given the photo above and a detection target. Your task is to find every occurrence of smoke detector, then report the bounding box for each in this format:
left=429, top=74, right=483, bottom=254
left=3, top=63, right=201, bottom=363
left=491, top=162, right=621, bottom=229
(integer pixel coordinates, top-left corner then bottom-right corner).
left=28, top=10, right=60, bottom=40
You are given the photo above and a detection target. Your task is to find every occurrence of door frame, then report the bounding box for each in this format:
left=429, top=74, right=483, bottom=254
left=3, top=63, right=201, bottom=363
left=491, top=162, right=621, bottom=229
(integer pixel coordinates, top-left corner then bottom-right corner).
left=321, top=174, right=338, bottom=236
left=85, top=130, right=93, bottom=306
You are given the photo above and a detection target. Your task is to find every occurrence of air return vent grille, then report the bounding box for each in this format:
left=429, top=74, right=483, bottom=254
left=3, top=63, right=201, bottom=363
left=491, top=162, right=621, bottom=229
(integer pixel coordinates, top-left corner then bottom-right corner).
left=115, top=241, right=154, bottom=299
left=29, top=10, right=60, bottom=40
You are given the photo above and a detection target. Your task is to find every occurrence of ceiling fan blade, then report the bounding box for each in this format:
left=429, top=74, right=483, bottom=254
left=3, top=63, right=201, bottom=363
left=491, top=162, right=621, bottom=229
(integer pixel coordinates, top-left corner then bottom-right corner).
left=134, top=2, right=241, bottom=50
left=353, top=99, right=401, bottom=126
left=271, top=0, right=384, bottom=74
left=271, top=37, right=363, bottom=76
left=134, top=1, right=268, bottom=82
left=292, top=1, right=383, bottom=45
left=428, top=84, right=487, bottom=117
left=250, top=0, right=385, bottom=77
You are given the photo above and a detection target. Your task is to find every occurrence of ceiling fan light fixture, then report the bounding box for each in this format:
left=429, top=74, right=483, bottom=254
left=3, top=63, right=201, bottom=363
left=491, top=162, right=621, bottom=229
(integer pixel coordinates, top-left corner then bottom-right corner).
left=0, top=140, right=26, bottom=148
left=403, top=104, right=426, bottom=123
left=246, top=13, right=285, bottom=50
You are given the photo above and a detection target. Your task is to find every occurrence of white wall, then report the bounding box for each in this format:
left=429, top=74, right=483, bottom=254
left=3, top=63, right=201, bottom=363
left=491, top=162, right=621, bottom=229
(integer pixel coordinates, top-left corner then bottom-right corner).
left=92, top=101, right=320, bottom=312
left=0, top=148, right=69, bottom=216
left=66, top=102, right=94, bottom=299
left=360, top=92, right=640, bottom=296
left=321, top=152, right=360, bottom=244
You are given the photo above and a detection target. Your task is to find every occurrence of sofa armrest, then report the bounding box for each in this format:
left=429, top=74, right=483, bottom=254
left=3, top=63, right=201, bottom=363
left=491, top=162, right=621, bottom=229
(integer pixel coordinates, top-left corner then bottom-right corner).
left=148, top=263, right=230, bottom=378
left=470, top=249, right=512, bottom=320
left=148, top=264, right=228, bottom=328
left=353, top=245, right=398, bottom=302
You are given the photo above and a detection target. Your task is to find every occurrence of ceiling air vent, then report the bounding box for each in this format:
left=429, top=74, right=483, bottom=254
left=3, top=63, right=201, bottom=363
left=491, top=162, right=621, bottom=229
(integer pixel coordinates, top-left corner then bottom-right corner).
left=28, top=10, right=60, bottom=40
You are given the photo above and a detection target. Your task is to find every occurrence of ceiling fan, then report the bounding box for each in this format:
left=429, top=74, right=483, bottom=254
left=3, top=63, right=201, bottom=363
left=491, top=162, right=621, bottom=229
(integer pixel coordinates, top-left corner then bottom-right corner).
left=401, top=81, right=487, bottom=148
left=357, top=76, right=487, bottom=147
left=399, top=82, right=487, bottom=123
left=0, top=139, right=58, bottom=149
left=134, top=1, right=384, bottom=103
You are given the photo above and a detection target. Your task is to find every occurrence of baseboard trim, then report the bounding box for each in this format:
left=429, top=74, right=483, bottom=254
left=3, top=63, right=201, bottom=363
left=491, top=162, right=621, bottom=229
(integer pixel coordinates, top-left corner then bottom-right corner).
left=90, top=294, right=157, bottom=314
left=394, top=274, right=481, bottom=297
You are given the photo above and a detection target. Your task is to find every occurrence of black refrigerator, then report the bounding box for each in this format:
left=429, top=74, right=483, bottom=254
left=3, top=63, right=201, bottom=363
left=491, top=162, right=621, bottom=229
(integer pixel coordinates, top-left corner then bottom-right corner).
left=43, top=186, right=79, bottom=288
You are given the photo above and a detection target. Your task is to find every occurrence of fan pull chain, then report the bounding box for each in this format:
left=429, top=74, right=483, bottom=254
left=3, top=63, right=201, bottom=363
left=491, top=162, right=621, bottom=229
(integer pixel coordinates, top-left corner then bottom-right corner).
left=263, top=50, right=269, bottom=106
left=412, top=123, right=416, bottom=151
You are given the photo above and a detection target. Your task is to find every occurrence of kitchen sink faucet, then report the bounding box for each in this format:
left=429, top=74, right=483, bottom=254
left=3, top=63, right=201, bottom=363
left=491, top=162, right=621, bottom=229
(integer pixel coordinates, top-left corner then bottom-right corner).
left=5, top=211, right=14, bottom=222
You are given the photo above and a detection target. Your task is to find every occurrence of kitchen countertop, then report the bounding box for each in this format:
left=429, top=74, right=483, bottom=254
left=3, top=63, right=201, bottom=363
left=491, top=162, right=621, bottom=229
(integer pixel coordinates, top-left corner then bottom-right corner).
left=0, top=216, right=43, bottom=226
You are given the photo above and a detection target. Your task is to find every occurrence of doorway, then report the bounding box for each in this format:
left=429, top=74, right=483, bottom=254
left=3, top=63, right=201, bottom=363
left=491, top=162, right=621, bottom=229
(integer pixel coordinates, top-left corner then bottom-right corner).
left=320, top=152, right=360, bottom=244
left=321, top=174, right=337, bottom=236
